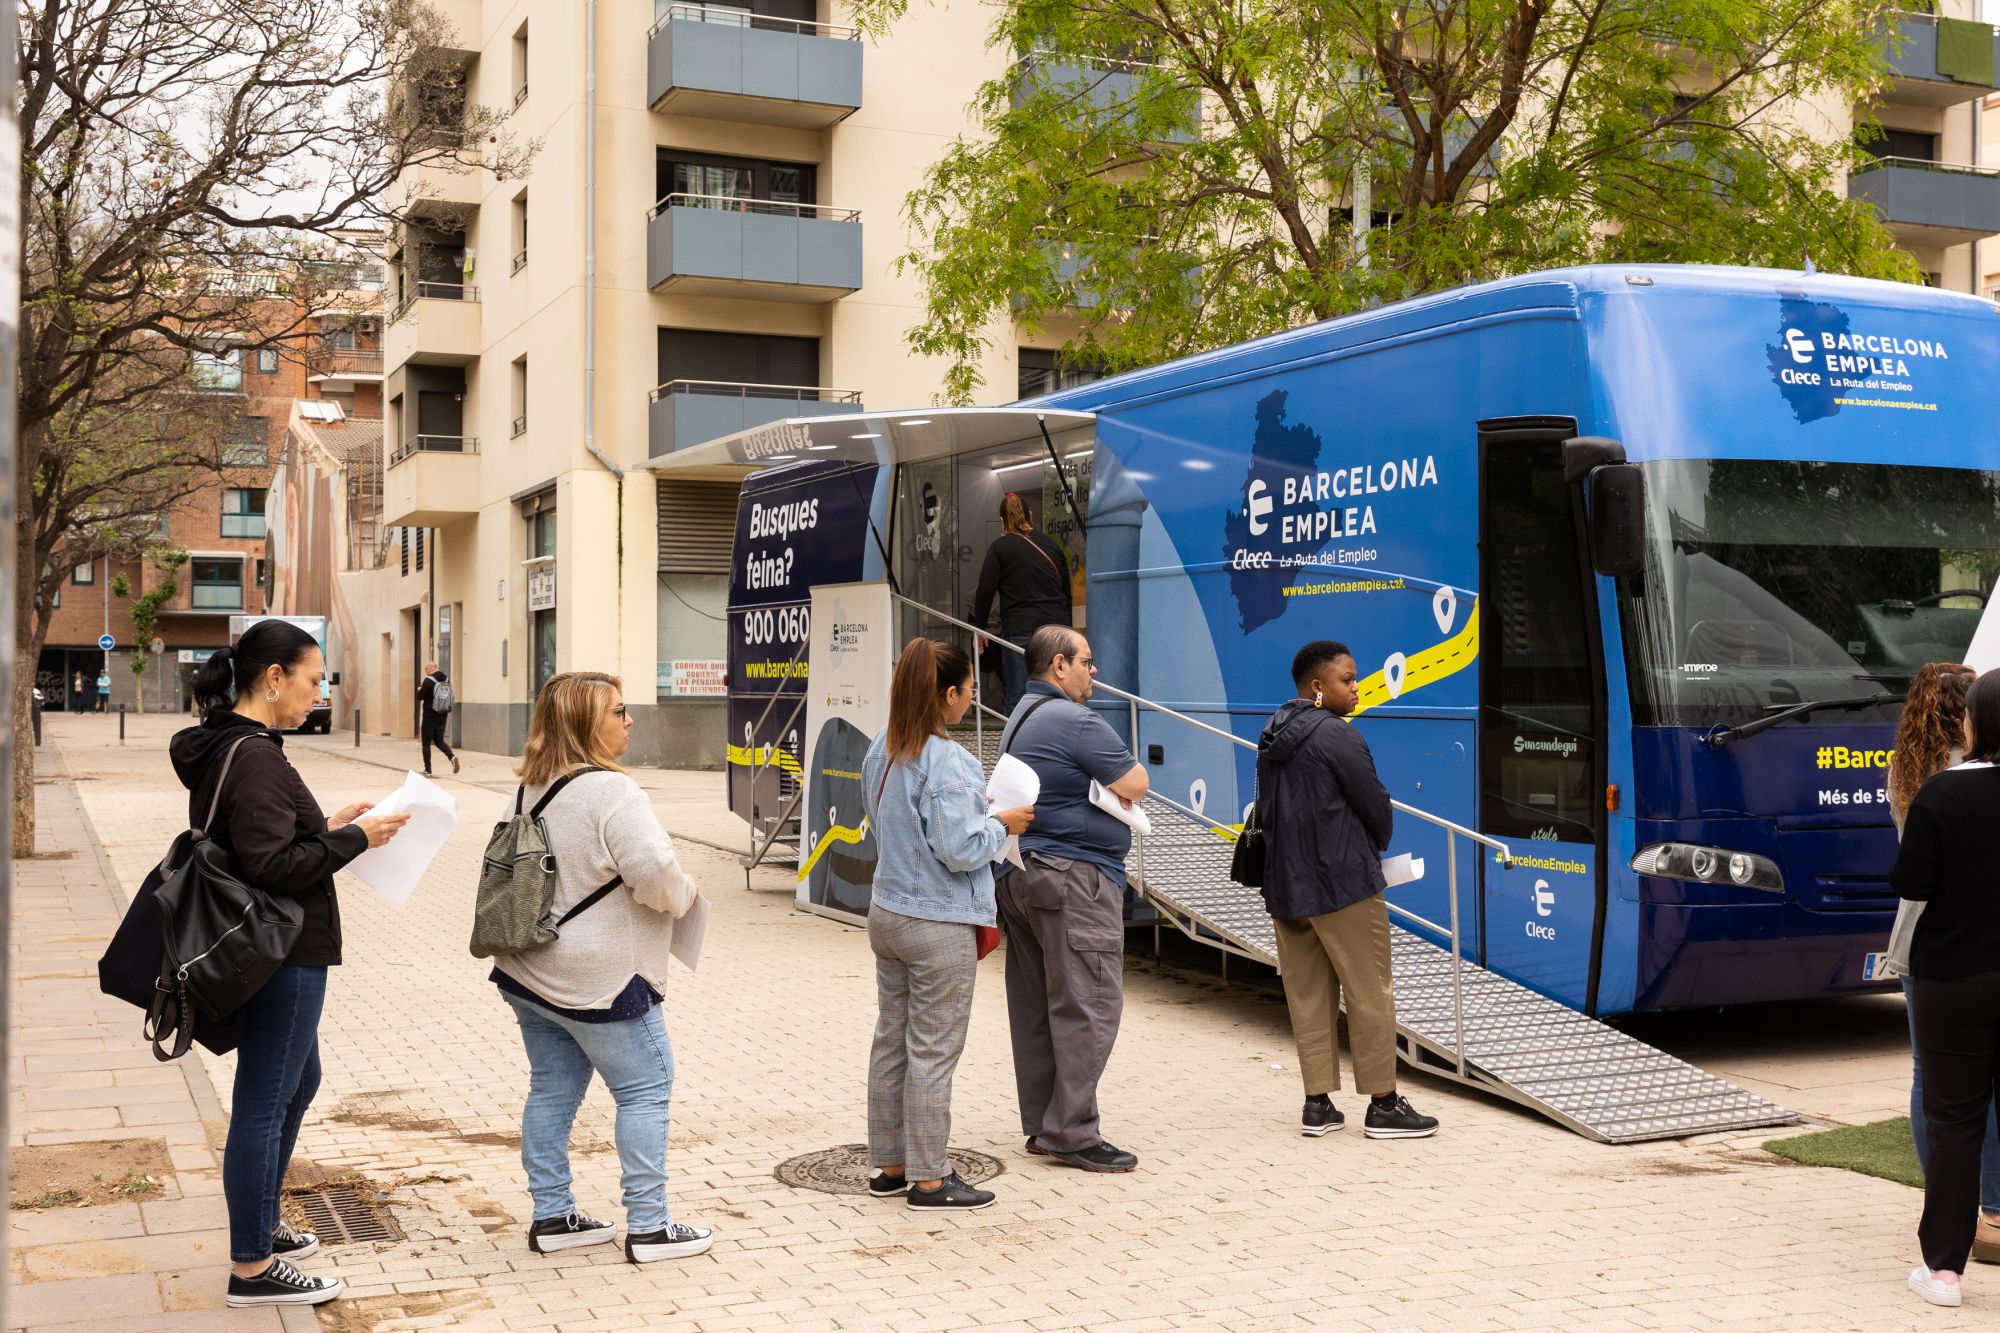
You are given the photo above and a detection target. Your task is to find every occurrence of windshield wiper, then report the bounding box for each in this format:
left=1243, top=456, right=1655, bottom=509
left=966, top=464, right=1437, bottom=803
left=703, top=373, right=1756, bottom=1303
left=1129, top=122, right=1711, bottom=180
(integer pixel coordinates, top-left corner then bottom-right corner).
left=1702, top=693, right=1903, bottom=748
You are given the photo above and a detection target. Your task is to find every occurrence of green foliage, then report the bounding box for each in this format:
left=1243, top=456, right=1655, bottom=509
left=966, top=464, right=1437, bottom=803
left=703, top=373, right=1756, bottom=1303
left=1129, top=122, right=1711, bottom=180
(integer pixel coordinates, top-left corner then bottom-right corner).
left=123, top=546, right=189, bottom=676
left=869, top=0, right=1925, bottom=401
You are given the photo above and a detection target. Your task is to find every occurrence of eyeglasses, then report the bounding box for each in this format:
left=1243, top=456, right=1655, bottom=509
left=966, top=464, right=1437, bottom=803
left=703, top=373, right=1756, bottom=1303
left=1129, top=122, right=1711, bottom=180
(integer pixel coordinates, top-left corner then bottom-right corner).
left=609, top=704, right=629, bottom=717
left=1060, top=654, right=1097, bottom=671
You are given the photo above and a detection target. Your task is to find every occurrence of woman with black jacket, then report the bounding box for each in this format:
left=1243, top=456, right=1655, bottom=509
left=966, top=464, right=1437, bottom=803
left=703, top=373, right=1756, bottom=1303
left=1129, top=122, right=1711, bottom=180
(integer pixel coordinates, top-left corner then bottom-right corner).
left=169, top=621, right=406, bottom=1310
left=1895, top=667, right=2000, bottom=1308
left=971, top=492, right=1072, bottom=713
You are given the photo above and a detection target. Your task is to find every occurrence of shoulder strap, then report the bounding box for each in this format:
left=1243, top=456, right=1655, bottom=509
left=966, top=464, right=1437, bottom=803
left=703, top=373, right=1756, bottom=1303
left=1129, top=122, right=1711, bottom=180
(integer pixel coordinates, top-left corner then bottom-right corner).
left=1001, top=694, right=1061, bottom=758
left=197, top=733, right=264, bottom=836
left=528, top=766, right=602, bottom=819
left=1019, top=533, right=1063, bottom=578
left=555, top=874, right=624, bottom=927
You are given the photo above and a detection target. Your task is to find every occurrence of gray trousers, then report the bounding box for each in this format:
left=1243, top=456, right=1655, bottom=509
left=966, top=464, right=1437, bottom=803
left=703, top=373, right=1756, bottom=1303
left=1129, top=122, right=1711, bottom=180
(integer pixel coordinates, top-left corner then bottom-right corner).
left=996, top=852, right=1126, bottom=1153
left=867, top=905, right=978, bottom=1180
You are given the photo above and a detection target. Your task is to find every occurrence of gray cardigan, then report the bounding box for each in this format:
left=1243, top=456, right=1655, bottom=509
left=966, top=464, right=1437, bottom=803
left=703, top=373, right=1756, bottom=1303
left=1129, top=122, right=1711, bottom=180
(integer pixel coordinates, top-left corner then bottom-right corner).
left=490, top=769, right=698, bottom=1008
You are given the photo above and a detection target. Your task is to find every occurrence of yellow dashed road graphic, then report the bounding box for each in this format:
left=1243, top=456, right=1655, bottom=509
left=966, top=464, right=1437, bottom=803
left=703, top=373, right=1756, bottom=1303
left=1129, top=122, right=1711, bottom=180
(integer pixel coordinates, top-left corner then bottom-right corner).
left=727, top=743, right=802, bottom=780
left=1351, top=602, right=1480, bottom=717
left=797, top=820, right=868, bottom=880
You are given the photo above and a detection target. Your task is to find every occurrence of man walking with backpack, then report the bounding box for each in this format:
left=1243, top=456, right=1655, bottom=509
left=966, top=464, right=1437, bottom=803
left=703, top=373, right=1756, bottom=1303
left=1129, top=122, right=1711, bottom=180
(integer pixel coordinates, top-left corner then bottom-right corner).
left=417, top=662, right=460, bottom=775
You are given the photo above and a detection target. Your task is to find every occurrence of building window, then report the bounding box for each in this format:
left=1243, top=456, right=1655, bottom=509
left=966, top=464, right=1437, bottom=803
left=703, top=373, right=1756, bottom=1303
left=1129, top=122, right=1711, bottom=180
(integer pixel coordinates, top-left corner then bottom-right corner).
left=512, top=22, right=529, bottom=108
left=512, top=357, right=528, bottom=436
left=222, top=418, right=268, bottom=467
left=257, top=348, right=280, bottom=373
left=191, top=557, right=244, bottom=610
left=321, top=326, right=356, bottom=350
left=658, top=328, right=820, bottom=388
left=416, top=527, right=426, bottom=572
left=512, top=191, right=529, bottom=273
left=222, top=487, right=268, bottom=539
left=1859, top=128, right=1937, bottom=163
left=657, top=150, right=815, bottom=209
left=1018, top=347, right=1106, bottom=400
left=400, top=527, right=410, bottom=576
left=72, top=561, right=95, bottom=586
left=191, top=345, right=244, bottom=392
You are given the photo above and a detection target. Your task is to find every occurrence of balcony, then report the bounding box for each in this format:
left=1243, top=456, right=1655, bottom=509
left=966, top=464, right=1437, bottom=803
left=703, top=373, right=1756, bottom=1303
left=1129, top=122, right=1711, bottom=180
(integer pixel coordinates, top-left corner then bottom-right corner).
left=307, top=348, right=386, bottom=385
left=395, top=154, right=484, bottom=218
left=1010, top=51, right=1198, bottom=146
left=383, top=435, right=481, bottom=527
left=1849, top=156, right=2000, bottom=245
left=1880, top=12, right=2000, bottom=106
left=386, top=283, right=481, bottom=366
left=646, top=195, right=862, bottom=301
left=648, top=4, right=862, bottom=129
left=428, top=0, right=481, bottom=53
left=648, top=381, right=861, bottom=455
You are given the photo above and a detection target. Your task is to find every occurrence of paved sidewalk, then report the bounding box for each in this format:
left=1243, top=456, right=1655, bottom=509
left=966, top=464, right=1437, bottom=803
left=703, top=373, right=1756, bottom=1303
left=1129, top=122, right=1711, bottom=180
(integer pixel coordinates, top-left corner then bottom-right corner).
left=12, top=713, right=1982, bottom=1330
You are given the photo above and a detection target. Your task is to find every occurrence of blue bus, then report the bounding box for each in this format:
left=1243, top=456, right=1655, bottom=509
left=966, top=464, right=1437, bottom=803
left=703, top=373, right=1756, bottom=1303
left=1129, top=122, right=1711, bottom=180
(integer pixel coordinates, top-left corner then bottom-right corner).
left=674, top=264, right=2000, bottom=1016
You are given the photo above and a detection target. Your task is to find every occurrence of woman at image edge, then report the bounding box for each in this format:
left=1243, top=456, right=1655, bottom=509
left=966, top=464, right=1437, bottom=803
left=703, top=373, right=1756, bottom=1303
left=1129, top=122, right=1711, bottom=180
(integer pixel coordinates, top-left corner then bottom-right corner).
left=489, top=671, right=710, bottom=1265
left=1896, top=668, right=2000, bottom=1308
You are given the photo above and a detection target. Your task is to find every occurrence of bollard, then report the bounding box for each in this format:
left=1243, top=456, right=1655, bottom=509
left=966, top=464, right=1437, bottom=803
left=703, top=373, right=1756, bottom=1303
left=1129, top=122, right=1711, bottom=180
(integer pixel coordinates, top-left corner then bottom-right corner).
left=118, top=703, right=126, bottom=744
left=31, top=700, right=42, bottom=748
left=353, top=708, right=361, bottom=748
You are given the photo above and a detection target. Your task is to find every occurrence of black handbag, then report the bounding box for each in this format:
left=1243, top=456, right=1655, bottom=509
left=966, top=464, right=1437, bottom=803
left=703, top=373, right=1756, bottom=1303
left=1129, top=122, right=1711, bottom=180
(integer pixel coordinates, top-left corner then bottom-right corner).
left=1229, top=762, right=1265, bottom=888
left=99, top=734, right=305, bottom=1060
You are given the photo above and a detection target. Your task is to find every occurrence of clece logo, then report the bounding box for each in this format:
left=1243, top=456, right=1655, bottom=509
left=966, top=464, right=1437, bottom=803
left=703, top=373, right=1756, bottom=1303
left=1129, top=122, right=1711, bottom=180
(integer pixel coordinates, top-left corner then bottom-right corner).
left=1246, top=479, right=1272, bottom=536
left=1783, top=327, right=1815, bottom=365
left=1533, top=879, right=1555, bottom=918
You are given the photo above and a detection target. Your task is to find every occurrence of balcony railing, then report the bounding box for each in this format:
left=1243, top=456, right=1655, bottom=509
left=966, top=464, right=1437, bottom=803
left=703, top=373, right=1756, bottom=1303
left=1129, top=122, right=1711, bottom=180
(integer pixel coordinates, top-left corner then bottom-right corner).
left=646, top=192, right=860, bottom=223
left=512, top=84, right=528, bottom=111
left=191, top=585, right=245, bottom=611
left=389, top=282, right=480, bottom=323
left=649, top=379, right=862, bottom=404
left=308, top=348, right=386, bottom=379
left=1849, top=154, right=2000, bottom=242
left=390, top=434, right=481, bottom=466
left=649, top=3, right=857, bottom=41
left=512, top=248, right=528, bottom=273
left=648, top=381, right=863, bottom=455
left=512, top=414, right=527, bottom=437
left=220, top=515, right=267, bottom=540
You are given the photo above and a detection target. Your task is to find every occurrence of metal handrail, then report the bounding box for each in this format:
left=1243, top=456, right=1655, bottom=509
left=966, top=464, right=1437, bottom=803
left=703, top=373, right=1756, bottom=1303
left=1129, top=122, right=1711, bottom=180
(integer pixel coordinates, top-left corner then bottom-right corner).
left=512, top=415, right=527, bottom=437
left=648, top=192, right=861, bottom=223
left=650, top=3, right=859, bottom=40
left=512, top=249, right=528, bottom=273
left=650, top=379, right=863, bottom=403
left=388, top=281, right=480, bottom=323
left=888, top=592, right=1511, bottom=1076
left=1855, top=154, right=2000, bottom=176
left=389, top=434, right=480, bottom=466
left=744, top=635, right=812, bottom=873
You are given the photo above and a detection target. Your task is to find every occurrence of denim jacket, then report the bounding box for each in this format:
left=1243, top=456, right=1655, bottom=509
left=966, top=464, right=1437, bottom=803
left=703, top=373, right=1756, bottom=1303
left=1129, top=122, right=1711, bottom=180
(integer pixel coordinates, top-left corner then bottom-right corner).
left=861, top=730, right=1006, bottom=926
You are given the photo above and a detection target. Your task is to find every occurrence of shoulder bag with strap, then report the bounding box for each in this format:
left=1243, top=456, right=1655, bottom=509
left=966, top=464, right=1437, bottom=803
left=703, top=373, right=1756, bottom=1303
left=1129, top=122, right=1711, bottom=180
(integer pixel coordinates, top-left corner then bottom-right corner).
left=470, top=768, right=625, bottom=959
left=1229, top=753, right=1266, bottom=888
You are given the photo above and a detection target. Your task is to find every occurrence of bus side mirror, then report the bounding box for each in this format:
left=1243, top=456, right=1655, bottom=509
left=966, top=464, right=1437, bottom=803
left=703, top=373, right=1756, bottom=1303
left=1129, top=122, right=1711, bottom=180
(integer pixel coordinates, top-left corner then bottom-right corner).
left=1587, top=463, right=1645, bottom=578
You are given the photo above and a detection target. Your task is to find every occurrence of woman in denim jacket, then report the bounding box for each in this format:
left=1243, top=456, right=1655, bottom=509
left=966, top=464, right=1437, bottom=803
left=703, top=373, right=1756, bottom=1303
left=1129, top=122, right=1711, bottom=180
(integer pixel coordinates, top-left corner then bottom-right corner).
left=860, top=638, right=1034, bottom=1211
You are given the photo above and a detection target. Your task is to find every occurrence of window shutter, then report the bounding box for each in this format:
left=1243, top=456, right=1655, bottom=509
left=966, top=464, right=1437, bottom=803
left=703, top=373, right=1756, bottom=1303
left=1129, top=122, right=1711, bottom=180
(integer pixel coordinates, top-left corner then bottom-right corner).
left=658, top=481, right=738, bottom=575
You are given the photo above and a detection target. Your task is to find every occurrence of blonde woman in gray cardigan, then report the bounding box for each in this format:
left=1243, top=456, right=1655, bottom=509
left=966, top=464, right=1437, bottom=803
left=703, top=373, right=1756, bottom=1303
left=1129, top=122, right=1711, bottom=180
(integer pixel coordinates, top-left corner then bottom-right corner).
left=490, top=671, right=708, bottom=1266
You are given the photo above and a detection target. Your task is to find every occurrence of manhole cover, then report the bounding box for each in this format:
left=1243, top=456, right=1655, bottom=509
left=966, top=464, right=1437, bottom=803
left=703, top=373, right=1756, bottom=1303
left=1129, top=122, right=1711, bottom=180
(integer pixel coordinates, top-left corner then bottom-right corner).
left=290, top=1185, right=402, bottom=1245
left=774, top=1144, right=1004, bottom=1195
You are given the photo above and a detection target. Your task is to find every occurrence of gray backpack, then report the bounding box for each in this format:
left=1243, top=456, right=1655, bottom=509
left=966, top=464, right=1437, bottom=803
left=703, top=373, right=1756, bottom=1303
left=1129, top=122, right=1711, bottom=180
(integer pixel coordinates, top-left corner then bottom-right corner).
left=470, top=769, right=623, bottom=959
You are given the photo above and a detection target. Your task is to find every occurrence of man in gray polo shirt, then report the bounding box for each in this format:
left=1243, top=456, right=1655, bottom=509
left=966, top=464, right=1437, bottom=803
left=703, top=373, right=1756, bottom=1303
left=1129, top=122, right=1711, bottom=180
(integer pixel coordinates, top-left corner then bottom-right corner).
left=995, top=624, right=1150, bottom=1172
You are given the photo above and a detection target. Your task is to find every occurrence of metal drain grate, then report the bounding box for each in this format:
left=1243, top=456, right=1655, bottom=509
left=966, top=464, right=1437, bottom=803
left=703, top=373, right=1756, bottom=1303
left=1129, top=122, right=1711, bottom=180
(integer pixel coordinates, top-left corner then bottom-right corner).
left=291, top=1185, right=401, bottom=1245
left=775, top=1144, right=1004, bottom=1195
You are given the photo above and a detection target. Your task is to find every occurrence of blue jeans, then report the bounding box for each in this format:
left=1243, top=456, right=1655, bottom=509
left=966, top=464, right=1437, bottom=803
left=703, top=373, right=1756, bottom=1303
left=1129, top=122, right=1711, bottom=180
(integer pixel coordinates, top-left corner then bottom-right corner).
left=224, top=966, right=326, bottom=1262
left=504, top=994, right=676, bottom=1231
left=998, top=635, right=1030, bottom=715
left=1904, top=977, right=2000, bottom=1214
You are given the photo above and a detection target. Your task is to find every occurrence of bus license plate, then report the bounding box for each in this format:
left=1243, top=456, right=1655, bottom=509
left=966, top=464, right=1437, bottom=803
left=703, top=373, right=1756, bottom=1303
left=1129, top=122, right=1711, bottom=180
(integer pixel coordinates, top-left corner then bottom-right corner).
left=1862, top=952, right=1893, bottom=982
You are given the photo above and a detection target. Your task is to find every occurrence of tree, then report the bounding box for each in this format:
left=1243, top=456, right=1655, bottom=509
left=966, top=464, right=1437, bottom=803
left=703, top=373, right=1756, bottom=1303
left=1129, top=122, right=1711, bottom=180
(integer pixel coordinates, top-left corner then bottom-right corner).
left=871, top=0, right=1924, bottom=403
left=110, top=545, right=188, bottom=713
left=12, top=0, right=533, bottom=853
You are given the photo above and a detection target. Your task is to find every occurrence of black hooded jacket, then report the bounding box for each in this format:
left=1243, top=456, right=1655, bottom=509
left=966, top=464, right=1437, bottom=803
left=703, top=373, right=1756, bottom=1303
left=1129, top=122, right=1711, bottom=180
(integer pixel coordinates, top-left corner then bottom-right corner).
left=168, top=710, right=367, bottom=967
left=1256, top=699, right=1395, bottom=920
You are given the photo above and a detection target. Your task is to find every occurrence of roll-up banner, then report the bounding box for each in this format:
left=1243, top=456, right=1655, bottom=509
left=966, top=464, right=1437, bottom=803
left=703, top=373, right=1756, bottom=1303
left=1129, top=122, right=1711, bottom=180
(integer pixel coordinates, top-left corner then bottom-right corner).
left=797, top=581, right=895, bottom=924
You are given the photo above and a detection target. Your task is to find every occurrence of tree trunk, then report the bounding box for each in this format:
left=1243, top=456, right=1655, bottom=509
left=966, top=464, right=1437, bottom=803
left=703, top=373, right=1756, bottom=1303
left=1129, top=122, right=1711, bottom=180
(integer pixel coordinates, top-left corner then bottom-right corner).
left=13, top=419, right=47, bottom=857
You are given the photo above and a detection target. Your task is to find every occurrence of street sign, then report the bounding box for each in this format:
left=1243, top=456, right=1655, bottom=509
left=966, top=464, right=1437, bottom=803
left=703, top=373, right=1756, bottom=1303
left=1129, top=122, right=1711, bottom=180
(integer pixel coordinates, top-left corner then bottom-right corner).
left=97, top=634, right=115, bottom=651
left=149, top=637, right=165, bottom=656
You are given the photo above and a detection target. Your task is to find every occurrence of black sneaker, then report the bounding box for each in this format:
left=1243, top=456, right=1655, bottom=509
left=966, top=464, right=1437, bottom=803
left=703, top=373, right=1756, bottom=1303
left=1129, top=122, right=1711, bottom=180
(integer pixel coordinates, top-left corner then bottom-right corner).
left=1024, top=1136, right=1050, bottom=1157
left=527, top=1209, right=618, bottom=1254
left=867, top=1169, right=907, bottom=1198
left=270, top=1221, right=319, bottom=1261
left=1301, top=1095, right=1344, bottom=1138
left=225, top=1258, right=343, bottom=1308
left=1364, top=1094, right=1439, bottom=1139
left=906, top=1172, right=996, bottom=1211
left=626, top=1222, right=715, bottom=1264
left=1045, top=1141, right=1139, bottom=1173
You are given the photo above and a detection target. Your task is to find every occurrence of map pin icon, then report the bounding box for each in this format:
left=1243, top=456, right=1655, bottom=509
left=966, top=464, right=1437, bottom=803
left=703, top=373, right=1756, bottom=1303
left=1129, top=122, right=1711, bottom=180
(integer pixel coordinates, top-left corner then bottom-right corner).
left=1189, top=778, right=1207, bottom=815
left=1384, top=652, right=1407, bottom=699
left=1433, top=585, right=1457, bottom=635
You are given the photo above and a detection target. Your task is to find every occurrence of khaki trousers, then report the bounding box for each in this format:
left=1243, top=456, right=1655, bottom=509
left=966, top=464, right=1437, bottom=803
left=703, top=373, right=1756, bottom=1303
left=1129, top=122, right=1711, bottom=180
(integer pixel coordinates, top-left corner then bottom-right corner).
left=1271, top=894, right=1398, bottom=1096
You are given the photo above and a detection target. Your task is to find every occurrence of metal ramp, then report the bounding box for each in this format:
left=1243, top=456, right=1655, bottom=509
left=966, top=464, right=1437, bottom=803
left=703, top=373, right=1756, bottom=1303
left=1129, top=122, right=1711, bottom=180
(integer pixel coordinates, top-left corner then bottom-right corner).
left=1135, top=803, right=1799, bottom=1144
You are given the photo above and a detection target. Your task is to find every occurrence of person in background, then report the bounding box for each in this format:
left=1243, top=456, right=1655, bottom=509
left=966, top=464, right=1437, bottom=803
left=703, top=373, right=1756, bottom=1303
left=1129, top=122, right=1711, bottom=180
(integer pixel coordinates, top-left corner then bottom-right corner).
left=860, top=638, right=1034, bottom=1211
left=1895, top=668, right=2000, bottom=1307
left=995, top=625, right=1149, bottom=1173
left=72, top=670, right=88, bottom=713
left=1259, top=640, right=1437, bottom=1141
left=417, top=661, right=460, bottom=775
left=171, top=620, right=408, bottom=1308
left=972, top=492, right=1072, bottom=714
left=96, top=669, right=110, bottom=713
left=490, top=671, right=710, bottom=1266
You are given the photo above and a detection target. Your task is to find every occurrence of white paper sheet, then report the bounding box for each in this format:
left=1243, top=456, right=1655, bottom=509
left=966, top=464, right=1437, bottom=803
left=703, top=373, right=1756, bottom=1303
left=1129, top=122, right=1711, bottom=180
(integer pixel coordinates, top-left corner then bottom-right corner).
left=987, top=753, right=1041, bottom=870
left=1088, top=780, right=1153, bottom=836
left=1966, top=593, right=2000, bottom=676
left=1382, top=852, right=1426, bottom=887
left=342, top=771, right=459, bottom=907
left=671, top=894, right=711, bottom=972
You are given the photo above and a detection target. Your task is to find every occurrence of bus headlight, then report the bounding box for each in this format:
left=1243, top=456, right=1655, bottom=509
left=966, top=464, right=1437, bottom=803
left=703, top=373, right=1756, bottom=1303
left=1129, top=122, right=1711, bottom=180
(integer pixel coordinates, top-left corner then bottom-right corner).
left=1629, top=842, right=1783, bottom=893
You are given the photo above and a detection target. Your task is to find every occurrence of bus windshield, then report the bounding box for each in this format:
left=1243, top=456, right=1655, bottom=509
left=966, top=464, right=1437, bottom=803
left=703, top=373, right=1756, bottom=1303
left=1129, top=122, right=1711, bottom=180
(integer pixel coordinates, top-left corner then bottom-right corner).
left=1619, top=460, right=2000, bottom=727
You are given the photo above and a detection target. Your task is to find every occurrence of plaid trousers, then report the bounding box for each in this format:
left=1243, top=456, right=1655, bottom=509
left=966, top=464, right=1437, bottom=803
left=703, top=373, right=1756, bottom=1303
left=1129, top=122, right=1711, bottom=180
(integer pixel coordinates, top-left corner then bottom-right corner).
left=867, top=906, right=979, bottom=1179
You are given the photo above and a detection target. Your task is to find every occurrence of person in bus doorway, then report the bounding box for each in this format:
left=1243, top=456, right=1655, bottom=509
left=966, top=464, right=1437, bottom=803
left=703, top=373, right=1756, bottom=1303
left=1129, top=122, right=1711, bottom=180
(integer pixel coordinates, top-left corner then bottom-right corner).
left=1884, top=662, right=2000, bottom=1268
left=1258, top=640, right=1437, bottom=1141
left=417, top=661, right=460, bottom=775
left=1895, top=668, right=2000, bottom=1307
left=972, top=493, right=1072, bottom=714
left=995, top=625, right=1149, bottom=1172
left=860, top=638, right=1035, bottom=1211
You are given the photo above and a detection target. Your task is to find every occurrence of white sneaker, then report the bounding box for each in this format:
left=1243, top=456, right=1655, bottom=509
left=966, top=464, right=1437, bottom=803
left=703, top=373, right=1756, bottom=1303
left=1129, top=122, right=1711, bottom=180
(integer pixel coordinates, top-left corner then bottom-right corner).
left=1910, top=1265, right=1963, bottom=1307
left=626, top=1222, right=714, bottom=1264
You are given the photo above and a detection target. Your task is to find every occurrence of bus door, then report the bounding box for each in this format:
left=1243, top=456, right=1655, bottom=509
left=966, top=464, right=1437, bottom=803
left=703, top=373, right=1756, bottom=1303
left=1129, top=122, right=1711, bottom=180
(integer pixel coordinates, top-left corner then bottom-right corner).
left=1477, top=419, right=1610, bottom=1011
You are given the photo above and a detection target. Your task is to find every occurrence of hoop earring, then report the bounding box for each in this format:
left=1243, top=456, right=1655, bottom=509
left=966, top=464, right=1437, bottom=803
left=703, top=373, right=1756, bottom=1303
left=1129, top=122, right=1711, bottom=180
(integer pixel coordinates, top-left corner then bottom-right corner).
left=1314, top=688, right=1324, bottom=708
left=265, top=688, right=280, bottom=703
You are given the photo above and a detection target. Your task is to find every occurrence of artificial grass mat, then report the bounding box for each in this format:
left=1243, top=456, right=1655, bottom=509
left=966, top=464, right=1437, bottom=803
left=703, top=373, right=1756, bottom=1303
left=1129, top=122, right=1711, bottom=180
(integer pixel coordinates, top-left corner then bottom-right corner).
left=1764, top=1117, right=1922, bottom=1189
